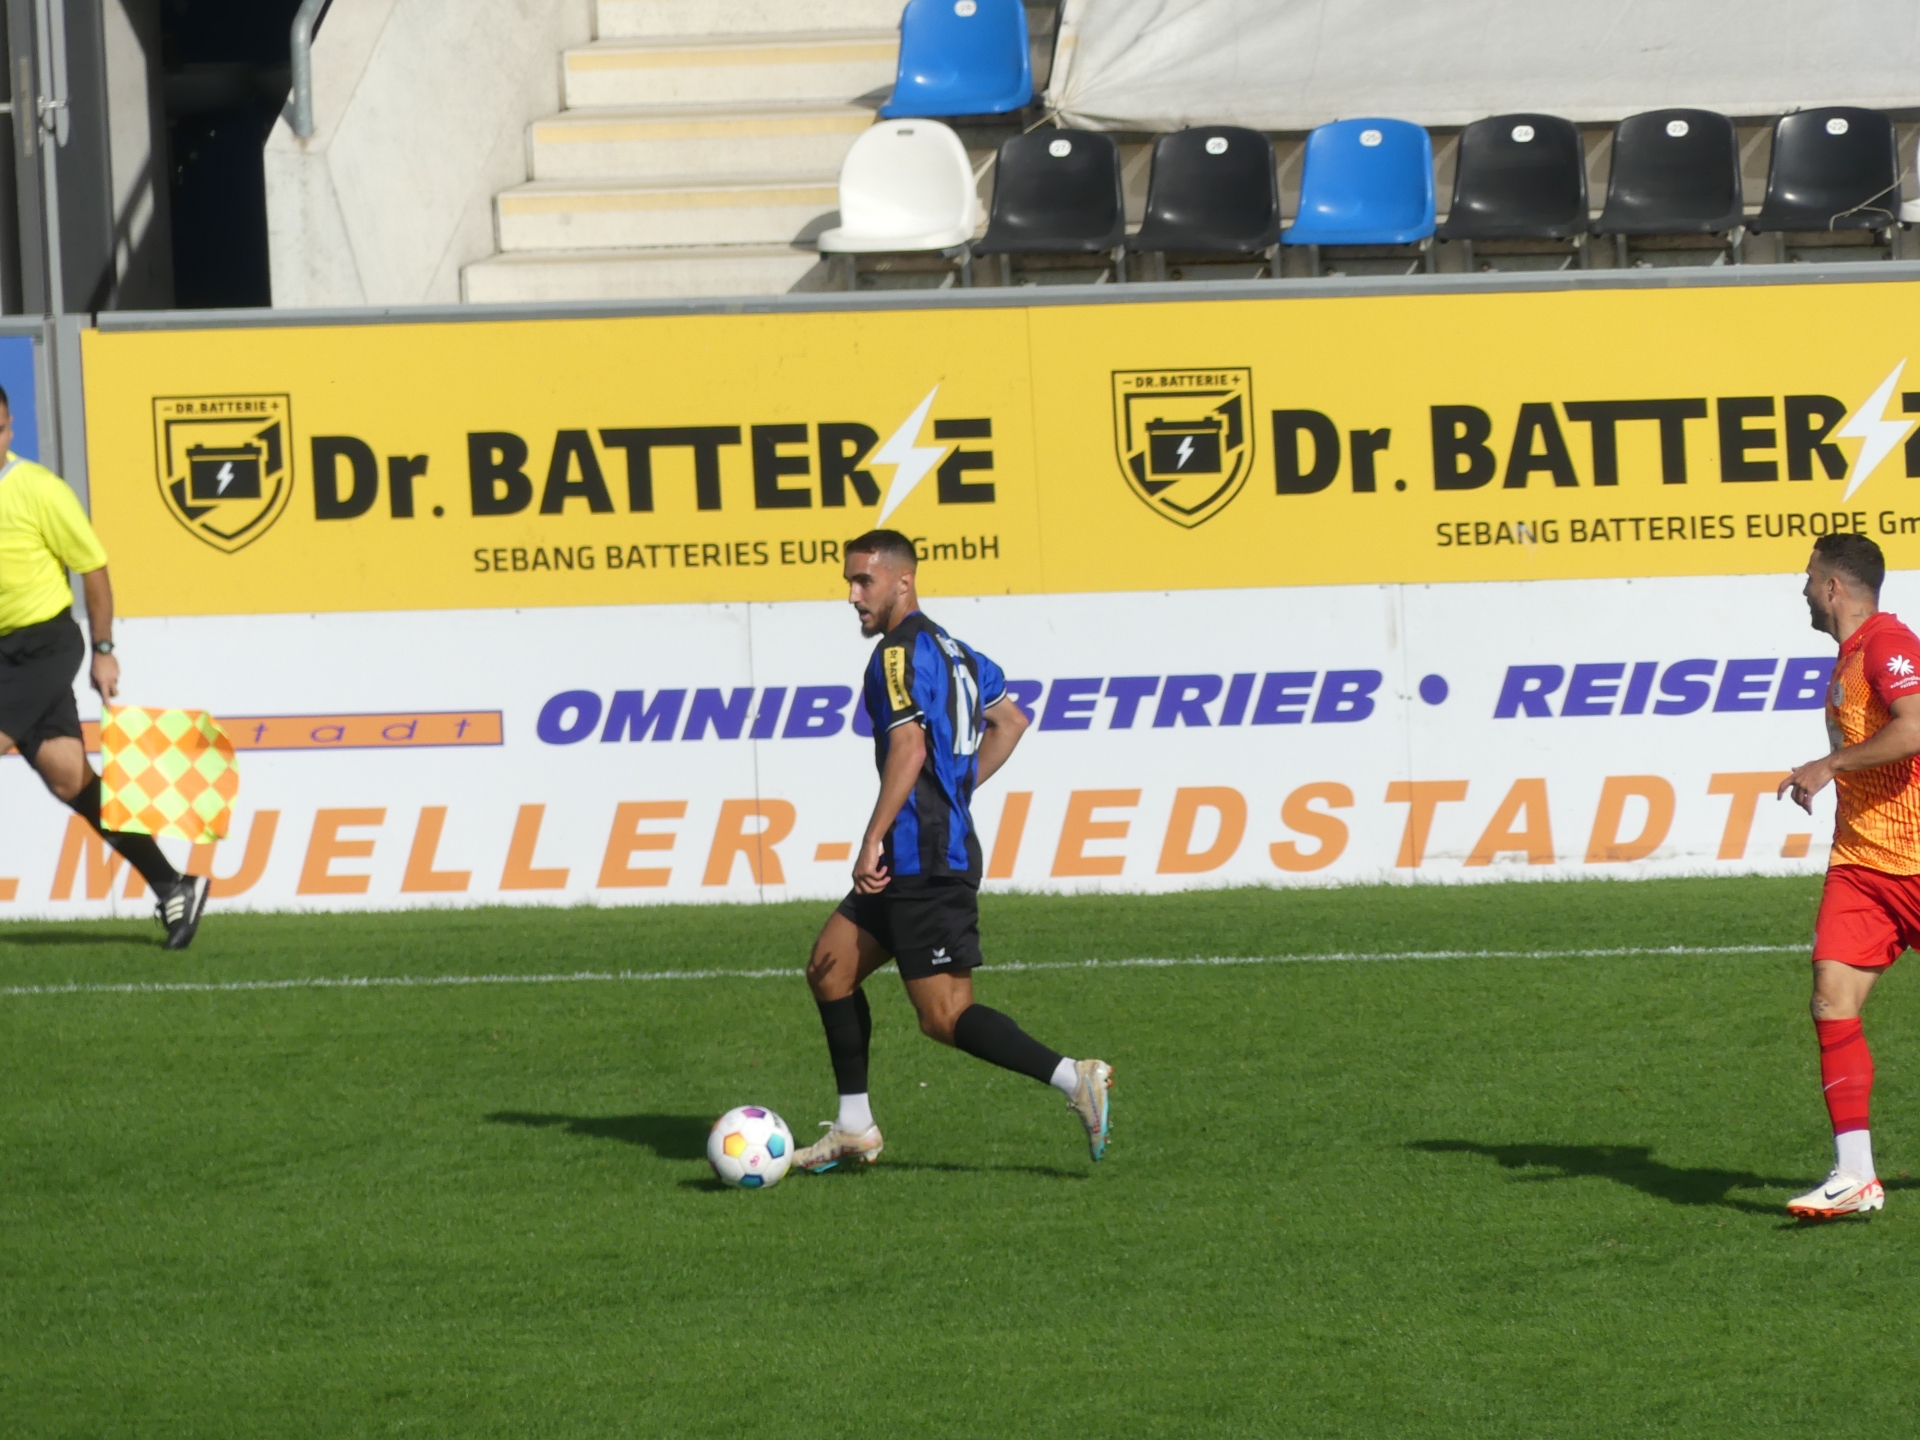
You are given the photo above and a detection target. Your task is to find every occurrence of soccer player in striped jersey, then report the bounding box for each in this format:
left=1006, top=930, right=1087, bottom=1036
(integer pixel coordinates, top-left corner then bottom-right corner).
left=792, top=529, right=1113, bottom=1172
left=1779, top=533, right=1920, bottom=1218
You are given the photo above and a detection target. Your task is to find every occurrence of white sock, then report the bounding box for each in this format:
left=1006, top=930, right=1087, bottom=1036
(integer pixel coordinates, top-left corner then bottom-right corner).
left=836, top=1093, right=873, bottom=1133
left=1048, top=1056, right=1079, bottom=1097
left=1836, top=1128, right=1875, bottom=1180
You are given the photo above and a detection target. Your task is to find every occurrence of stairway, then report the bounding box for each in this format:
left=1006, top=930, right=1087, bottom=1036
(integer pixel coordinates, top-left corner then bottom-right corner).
left=463, top=0, right=904, bottom=303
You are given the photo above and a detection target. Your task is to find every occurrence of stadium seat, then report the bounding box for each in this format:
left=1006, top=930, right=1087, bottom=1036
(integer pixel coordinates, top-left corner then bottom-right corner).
left=1281, top=118, right=1435, bottom=271
left=1437, top=113, right=1588, bottom=267
left=1748, top=107, right=1899, bottom=235
left=1131, top=127, right=1281, bottom=277
left=879, top=0, right=1033, bottom=119
left=1594, top=109, right=1743, bottom=235
left=818, top=119, right=981, bottom=287
left=1591, top=109, right=1743, bottom=266
left=973, top=127, right=1126, bottom=283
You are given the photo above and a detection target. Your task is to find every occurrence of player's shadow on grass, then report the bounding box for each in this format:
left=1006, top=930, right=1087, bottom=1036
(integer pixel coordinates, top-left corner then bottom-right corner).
left=0, top=927, right=149, bottom=948
left=1409, top=1140, right=1805, bottom=1216
left=487, top=1111, right=710, bottom=1161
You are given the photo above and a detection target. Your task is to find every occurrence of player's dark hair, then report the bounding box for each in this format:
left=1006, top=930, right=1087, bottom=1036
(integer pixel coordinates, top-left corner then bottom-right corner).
left=0, top=384, right=11, bottom=413
left=1813, top=532, right=1885, bottom=595
left=845, top=529, right=917, bottom=569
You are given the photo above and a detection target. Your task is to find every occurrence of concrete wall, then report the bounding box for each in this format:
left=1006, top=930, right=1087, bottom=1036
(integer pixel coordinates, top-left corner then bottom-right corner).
left=102, top=0, right=172, bottom=310
left=265, top=0, right=593, bottom=309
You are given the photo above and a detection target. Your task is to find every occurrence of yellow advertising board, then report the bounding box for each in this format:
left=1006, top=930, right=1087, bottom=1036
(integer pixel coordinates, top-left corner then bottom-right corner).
left=82, top=279, right=1920, bottom=617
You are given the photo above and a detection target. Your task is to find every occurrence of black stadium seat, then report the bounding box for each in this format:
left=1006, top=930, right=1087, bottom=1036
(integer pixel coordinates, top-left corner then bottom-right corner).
left=1437, top=113, right=1588, bottom=268
left=1594, top=109, right=1743, bottom=235
left=974, top=127, right=1126, bottom=283
left=1130, top=126, right=1281, bottom=277
left=1593, top=108, right=1744, bottom=265
left=1748, top=107, right=1899, bottom=235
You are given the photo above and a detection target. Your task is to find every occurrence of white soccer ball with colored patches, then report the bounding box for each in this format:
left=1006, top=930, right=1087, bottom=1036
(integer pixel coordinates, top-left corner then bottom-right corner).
left=706, top=1105, right=794, bottom=1189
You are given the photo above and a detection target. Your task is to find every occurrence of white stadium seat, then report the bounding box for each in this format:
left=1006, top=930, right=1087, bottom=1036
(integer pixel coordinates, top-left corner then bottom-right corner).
left=817, top=120, right=980, bottom=255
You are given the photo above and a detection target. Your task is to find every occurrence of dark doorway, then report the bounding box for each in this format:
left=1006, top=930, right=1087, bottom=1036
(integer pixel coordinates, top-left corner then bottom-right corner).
left=159, top=0, right=315, bottom=308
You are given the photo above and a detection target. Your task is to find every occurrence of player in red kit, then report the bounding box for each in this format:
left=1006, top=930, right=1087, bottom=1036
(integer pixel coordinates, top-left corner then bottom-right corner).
left=1779, top=532, right=1920, bottom=1218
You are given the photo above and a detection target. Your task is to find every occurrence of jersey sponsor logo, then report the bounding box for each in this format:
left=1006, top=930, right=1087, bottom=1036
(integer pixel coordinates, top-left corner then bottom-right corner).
left=883, top=645, right=912, bottom=713
left=1888, top=654, right=1915, bottom=677
left=1112, top=368, right=1254, bottom=529
left=153, top=394, right=294, bottom=553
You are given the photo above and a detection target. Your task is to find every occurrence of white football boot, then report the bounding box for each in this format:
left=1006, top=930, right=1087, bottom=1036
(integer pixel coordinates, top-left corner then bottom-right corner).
left=1786, top=1168, right=1885, bottom=1219
left=1065, top=1059, right=1114, bottom=1161
left=792, top=1122, right=884, bottom=1173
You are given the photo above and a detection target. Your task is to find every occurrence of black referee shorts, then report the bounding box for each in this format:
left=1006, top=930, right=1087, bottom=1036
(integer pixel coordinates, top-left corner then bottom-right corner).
left=837, top=877, right=983, bottom=981
left=0, top=610, right=85, bottom=764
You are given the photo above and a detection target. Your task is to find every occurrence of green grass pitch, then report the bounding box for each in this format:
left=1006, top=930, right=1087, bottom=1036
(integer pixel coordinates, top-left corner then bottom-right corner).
left=4, top=875, right=1917, bottom=1437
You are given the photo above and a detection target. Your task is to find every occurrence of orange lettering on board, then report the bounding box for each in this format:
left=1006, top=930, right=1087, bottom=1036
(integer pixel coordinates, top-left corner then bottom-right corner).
left=1157, top=787, right=1247, bottom=874
left=189, top=810, right=280, bottom=897
left=1270, top=783, right=1353, bottom=873
left=51, top=816, right=126, bottom=900
left=703, top=800, right=796, bottom=886
left=402, top=807, right=472, bottom=893
left=1465, top=779, right=1555, bottom=866
left=986, top=791, right=1032, bottom=879
left=297, top=809, right=386, bottom=895
left=1384, top=781, right=1469, bottom=868
left=501, top=805, right=570, bottom=890
left=599, top=801, right=686, bottom=888
left=1585, top=777, right=1675, bottom=863
left=1708, top=772, right=1790, bottom=861
left=1051, top=790, right=1140, bottom=878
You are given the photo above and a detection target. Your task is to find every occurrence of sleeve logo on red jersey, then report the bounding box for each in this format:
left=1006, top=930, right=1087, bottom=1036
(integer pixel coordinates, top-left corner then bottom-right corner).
left=1890, top=655, right=1916, bottom=678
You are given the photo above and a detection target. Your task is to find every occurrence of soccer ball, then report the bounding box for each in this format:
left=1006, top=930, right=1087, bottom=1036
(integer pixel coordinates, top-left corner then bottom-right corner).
left=706, top=1105, right=794, bottom=1190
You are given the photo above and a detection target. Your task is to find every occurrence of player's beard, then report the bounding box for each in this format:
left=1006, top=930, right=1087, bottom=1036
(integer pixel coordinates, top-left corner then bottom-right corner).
left=1808, top=592, right=1832, bottom=634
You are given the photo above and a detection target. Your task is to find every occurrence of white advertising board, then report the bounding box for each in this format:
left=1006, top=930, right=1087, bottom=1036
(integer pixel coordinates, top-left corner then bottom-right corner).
left=0, top=572, right=1854, bottom=919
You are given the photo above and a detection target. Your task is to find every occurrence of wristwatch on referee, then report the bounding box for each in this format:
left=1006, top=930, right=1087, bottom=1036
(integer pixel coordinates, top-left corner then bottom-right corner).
left=92, top=640, right=115, bottom=656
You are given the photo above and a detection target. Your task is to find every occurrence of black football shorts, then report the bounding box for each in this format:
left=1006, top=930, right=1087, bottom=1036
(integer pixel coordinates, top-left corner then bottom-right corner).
left=0, top=610, right=85, bottom=763
left=837, top=877, right=983, bottom=981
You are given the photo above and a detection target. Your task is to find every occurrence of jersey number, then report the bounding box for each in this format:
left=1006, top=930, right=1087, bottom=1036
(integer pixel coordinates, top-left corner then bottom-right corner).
left=950, top=661, right=981, bottom=757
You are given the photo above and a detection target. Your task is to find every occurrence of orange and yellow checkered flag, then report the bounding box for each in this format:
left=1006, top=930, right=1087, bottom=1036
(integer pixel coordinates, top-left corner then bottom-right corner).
left=98, top=706, right=240, bottom=842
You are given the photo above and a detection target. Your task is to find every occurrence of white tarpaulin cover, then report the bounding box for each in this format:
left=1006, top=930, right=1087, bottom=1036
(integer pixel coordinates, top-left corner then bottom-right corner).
left=1046, top=0, right=1920, bottom=131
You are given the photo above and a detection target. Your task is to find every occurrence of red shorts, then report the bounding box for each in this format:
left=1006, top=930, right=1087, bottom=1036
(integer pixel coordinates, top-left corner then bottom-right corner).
left=1812, top=864, right=1920, bottom=970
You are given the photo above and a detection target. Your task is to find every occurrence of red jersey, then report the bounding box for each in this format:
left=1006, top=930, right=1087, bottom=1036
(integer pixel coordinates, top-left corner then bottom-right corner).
left=1828, top=610, right=1920, bottom=874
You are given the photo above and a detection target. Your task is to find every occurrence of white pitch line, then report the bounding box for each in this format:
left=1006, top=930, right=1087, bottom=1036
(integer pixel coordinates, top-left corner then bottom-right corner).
left=0, top=944, right=1805, bottom=1000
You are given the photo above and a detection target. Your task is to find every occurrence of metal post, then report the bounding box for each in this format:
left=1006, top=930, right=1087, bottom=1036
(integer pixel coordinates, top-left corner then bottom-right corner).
left=31, top=0, right=61, bottom=316
left=290, top=0, right=328, bottom=140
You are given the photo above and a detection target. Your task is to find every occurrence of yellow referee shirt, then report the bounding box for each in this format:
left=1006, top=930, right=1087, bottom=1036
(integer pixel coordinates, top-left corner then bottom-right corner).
left=0, top=454, right=107, bottom=634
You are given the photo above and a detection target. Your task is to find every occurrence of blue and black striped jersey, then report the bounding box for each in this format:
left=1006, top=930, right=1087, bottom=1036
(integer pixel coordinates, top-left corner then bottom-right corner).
left=862, top=611, right=1007, bottom=884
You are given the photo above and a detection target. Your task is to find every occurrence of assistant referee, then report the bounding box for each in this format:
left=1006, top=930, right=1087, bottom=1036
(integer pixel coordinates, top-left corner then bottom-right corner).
left=0, top=386, right=207, bottom=947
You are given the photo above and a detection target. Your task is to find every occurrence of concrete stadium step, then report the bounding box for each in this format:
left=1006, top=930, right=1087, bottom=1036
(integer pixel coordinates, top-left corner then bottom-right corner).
left=464, top=246, right=824, bottom=304
left=495, top=176, right=838, bottom=251
left=530, top=102, right=874, bottom=183
left=563, top=32, right=899, bottom=109
left=596, top=0, right=906, bottom=40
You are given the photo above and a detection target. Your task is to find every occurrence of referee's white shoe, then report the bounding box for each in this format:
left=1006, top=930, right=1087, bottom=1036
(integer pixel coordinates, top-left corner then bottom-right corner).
left=1786, top=1168, right=1885, bottom=1220
left=159, top=874, right=210, bottom=951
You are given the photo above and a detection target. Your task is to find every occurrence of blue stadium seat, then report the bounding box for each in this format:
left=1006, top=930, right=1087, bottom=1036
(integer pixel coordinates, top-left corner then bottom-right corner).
left=1282, top=118, right=1435, bottom=247
left=879, top=0, right=1033, bottom=119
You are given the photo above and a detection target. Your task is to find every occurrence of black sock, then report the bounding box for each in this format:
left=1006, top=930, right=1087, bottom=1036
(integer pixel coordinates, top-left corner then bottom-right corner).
left=951, top=1004, right=1062, bottom=1085
left=817, top=991, right=871, bottom=1095
left=66, top=783, right=181, bottom=890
